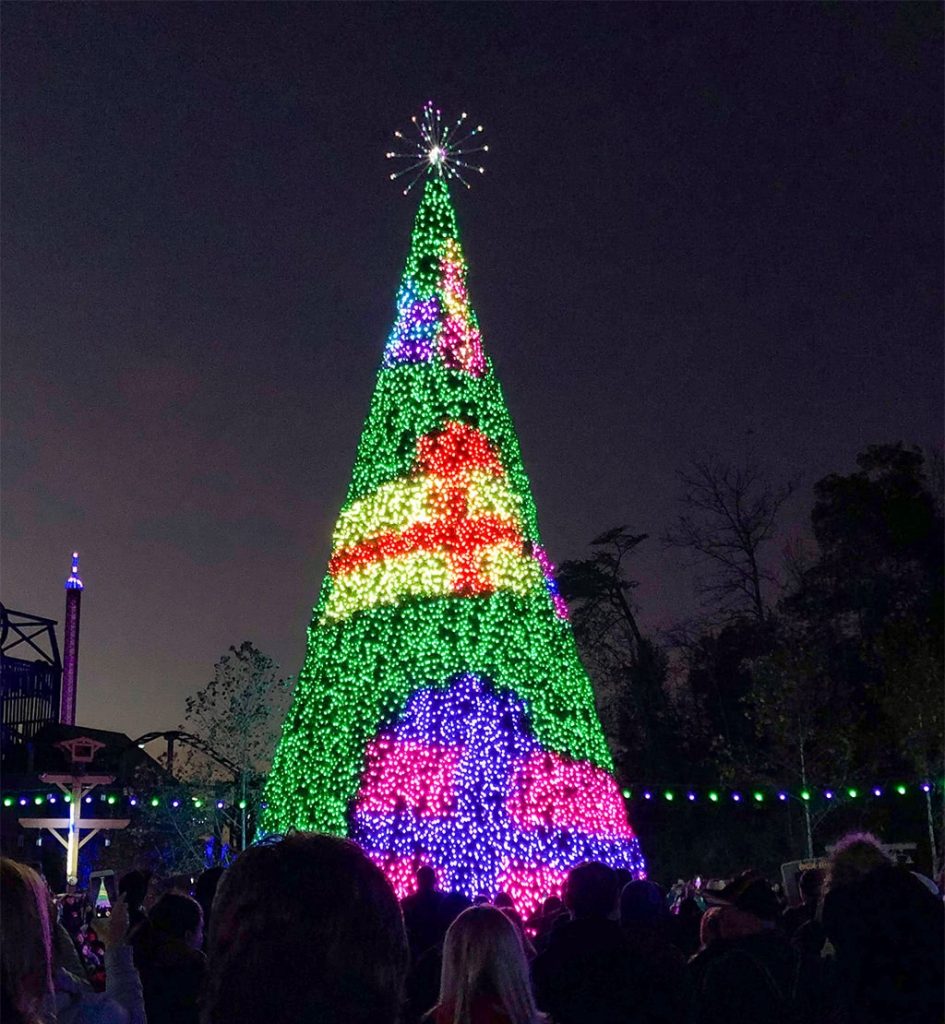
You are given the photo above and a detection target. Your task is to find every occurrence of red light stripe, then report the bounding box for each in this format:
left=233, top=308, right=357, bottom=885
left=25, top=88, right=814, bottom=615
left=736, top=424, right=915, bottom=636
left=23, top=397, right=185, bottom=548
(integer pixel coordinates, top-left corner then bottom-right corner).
left=328, top=515, right=522, bottom=577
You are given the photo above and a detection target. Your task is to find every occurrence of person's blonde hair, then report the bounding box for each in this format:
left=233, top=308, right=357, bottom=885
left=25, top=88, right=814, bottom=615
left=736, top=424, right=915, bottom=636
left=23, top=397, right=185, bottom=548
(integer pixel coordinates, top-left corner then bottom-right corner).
left=1, top=858, right=54, bottom=1023
left=437, top=906, right=543, bottom=1024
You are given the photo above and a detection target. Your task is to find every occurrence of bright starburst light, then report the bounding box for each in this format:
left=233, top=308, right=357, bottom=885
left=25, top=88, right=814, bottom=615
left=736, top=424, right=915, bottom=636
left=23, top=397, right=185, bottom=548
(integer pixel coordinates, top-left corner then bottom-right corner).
left=387, top=102, right=488, bottom=195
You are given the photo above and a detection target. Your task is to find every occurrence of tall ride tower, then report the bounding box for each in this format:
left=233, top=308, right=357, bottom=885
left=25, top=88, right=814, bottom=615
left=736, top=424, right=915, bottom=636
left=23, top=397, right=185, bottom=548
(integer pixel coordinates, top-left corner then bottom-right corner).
left=60, top=552, right=83, bottom=725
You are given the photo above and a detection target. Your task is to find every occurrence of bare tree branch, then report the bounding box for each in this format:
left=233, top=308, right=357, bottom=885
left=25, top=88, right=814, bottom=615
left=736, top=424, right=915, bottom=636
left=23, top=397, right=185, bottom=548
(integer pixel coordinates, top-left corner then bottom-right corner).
left=663, top=451, right=796, bottom=623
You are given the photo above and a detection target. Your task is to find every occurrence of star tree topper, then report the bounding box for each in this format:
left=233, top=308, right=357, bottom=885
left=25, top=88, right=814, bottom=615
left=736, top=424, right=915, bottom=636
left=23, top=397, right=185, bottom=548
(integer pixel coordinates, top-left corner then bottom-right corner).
left=387, top=102, right=488, bottom=195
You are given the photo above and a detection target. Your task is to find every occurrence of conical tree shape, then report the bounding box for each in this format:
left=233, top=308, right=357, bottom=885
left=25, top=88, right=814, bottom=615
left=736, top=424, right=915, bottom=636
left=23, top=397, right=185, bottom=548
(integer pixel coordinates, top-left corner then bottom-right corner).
left=262, top=175, right=644, bottom=914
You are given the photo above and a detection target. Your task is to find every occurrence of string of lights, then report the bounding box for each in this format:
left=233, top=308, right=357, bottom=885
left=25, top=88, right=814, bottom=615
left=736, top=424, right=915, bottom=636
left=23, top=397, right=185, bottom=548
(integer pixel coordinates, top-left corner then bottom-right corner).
left=4, top=779, right=936, bottom=812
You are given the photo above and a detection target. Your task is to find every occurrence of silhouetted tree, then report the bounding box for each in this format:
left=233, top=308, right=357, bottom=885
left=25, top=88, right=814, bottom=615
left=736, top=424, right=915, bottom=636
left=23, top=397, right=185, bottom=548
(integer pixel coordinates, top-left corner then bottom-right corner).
left=178, top=641, right=291, bottom=848
left=558, top=528, right=677, bottom=781
left=664, top=451, right=796, bottom=624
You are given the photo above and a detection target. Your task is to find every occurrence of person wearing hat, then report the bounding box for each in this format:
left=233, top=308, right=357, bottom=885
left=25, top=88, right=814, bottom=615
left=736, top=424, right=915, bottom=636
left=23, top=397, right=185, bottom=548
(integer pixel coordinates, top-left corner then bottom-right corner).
left=685, top=870, right=796, bottom=1024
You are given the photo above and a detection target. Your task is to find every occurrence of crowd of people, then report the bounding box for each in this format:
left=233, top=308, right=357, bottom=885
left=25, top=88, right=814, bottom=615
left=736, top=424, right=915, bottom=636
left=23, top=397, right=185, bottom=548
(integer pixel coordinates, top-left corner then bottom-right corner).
left=2, top=830, right=942, bottom=1024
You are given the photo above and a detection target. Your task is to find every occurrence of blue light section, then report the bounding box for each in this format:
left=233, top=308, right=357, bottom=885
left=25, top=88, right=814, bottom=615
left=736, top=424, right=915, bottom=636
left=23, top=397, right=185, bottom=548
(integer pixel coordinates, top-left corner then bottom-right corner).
left=65, top=551, right=84, bottom=590
left=351, top=674, right=644, bottom=901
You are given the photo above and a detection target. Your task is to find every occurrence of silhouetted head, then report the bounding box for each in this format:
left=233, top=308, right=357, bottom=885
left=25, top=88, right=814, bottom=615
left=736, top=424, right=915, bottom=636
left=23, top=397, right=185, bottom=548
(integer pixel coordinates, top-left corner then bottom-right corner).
left=203, top=833, right=408, bottom=1024
left=798, top=868, right=824, bottom=905
left=1, top=858, right=53, bottom=1024
left=541, top=896, right=563, bottom=916
left=194, top=867, right=225, bottom=940
left=150, top=892, right=204, bottom=949
left=717, top=871, right=780, bottom=922
left=699, top=906, right=724, bottom=948
left=416, top=865, right=437, bottom=893
left=619, top=879, right=668, bottom=928
left=119, top=869, right=152, bottom=911
left=615, top=868, right=634, bottom=891
left=493, top=892, right=515, bottom=911
left=564, top=862, right=618, bottom=919
left=826, top=832, right=891, bottom=894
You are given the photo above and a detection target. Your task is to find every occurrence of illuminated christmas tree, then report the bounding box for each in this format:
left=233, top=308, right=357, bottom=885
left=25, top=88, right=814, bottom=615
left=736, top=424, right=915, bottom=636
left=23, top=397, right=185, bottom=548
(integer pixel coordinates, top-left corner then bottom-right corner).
left=262, top=106, right=644, bottom=915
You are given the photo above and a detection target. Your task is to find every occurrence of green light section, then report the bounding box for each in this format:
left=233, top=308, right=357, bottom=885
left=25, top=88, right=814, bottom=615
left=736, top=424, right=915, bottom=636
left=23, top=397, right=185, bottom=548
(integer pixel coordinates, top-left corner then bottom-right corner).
left=261, top=176, right=616, bottom=836
left=708, top=791, right=719, bottom=802
left=150, top=797, right=160, bottom=807
left=2, top=797, right=11, bottom=807
left=33, top=795, right=43, bottom=805
left=621, top=789, right=632, bottom=799
left=663, top=790, right=674, bottom=801
left=896, top=784, right=907, bottom=795
left=800, top=790, right=811, bottom=801
left=107, top=795, right=117, bottom=805
left=847, top=788, right=858, bottom=798
left=753, top=791, right=764, bottom=802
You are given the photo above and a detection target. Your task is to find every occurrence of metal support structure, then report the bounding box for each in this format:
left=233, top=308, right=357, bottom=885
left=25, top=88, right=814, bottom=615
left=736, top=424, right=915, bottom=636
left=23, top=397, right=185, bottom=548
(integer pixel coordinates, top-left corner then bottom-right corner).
left=0, top=604, right=62, bottom=746
left=19, top=772, right=128, bottom=888
left=134, top=730, right=252, bottom=849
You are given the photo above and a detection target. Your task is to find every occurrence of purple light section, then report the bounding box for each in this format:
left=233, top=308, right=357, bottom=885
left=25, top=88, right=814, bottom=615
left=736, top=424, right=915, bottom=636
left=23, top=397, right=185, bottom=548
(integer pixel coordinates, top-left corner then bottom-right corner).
left=383, top=287, right=440, bottom=367
left=61, top=551, right=82, bottom=725
left=530, top=543, right=569, bottom=619
left=351, top=673, right=644, bottom=899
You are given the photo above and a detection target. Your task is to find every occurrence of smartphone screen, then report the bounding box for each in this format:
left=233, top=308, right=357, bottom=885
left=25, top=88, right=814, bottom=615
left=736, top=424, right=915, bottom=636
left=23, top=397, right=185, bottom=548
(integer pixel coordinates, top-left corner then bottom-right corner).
left=88, top=870, right=117, bottom=918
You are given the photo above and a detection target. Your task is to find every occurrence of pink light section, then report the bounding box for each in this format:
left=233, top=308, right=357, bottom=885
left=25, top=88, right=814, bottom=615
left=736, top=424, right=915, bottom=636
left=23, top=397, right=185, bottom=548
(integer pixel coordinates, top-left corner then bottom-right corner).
left=367, top=853, right=445, bottom=900
left=496, top=863, right=570, bottom=921
left=507, top=752, right=637, bottom=839
left=356, top=737, right=462, bottom=817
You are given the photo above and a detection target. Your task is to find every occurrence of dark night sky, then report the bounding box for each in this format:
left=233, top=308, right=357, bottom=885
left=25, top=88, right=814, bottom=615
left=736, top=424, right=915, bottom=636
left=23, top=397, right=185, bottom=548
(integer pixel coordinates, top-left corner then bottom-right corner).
left=3, top=3, right=942, bottom=740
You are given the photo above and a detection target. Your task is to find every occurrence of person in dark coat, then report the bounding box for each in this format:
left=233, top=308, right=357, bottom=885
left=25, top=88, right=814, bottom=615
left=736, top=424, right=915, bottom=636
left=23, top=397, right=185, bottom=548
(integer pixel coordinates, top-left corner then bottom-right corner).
left=620, top=880, right=685, bottom=1024
left=132, top=891, right=206, bottom=1024
left=118, top=870, right=153, bottom=930
left=404, top=892, right=472, bottom=1024
left=822, top=849, right=944, bottom=1024
left=532, top=862, right=638, bottom=1024
left=401, top=865, right=445, bottom=961
left=686, top=872, right=796, bottom=1024
left=781, top=868, right=824, bottom=938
